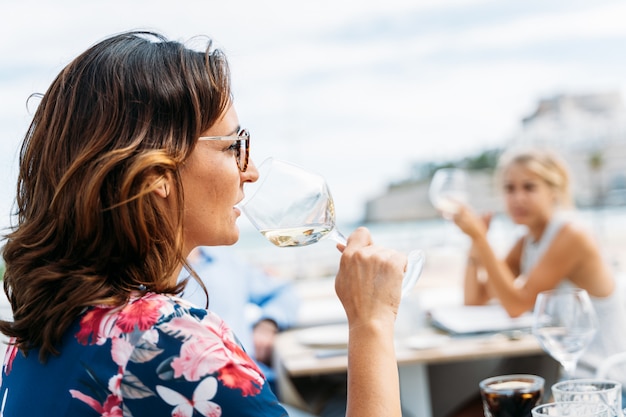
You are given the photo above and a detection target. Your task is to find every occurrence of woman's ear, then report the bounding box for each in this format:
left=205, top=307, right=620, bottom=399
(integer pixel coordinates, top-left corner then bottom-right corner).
left=150, top=173, right=171, bottom=199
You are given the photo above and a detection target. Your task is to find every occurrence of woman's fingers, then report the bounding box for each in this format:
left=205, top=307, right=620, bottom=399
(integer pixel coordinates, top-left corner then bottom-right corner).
left=335, top=227, right=404, bottom=324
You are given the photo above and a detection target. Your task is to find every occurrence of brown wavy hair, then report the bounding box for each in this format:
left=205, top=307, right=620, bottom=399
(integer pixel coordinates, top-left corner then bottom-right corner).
left=0, top=31, right=232, bottom=361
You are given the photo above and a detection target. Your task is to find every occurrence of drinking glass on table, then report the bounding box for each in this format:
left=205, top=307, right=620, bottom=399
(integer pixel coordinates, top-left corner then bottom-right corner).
left=479, top=374, right=544, bottom=417
left=551, top=379, right=622, bottom=417
left=532, top=402, right=611, bottom=417
left=239, top=158, right=425, bottom=296
left=428, top=168, right=468, bottom=219
left=532, top=289, right=598, bottom=380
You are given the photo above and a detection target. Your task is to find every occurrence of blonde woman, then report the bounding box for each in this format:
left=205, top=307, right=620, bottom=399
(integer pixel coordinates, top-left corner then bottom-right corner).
left=453, top=147, right=626, bottom=382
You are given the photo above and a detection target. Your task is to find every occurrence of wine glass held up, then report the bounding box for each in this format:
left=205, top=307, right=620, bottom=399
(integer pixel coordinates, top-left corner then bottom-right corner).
left=239, top=158, right=425, bottom=296
left=428, top=168, right=469, bottom=219
left=532, top=288, right=598, bottom=380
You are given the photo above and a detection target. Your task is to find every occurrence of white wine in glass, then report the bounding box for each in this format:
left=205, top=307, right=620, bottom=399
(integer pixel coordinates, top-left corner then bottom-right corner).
left=532, top=288, right=598, bottom=380
left=239, top=158, right=425, bottom=296
left=428, top=168, right=468, bottom=219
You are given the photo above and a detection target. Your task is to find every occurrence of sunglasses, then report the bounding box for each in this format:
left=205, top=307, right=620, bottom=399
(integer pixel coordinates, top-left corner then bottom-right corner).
left=198, top=128, right=250, bottom=172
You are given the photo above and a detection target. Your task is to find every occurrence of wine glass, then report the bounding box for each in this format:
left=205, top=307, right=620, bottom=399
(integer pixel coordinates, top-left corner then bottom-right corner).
left=239, top=158, right=425, bottom=296
left=532, top=288, right=598, bottom=380
left=428, top=168, right=468, bottom=219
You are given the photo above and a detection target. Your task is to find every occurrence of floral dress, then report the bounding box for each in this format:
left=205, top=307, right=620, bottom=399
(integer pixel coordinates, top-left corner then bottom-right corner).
left=0, top=293, right=288, bottom=416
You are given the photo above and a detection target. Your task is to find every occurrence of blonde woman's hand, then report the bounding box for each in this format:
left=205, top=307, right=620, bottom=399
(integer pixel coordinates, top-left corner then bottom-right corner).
left=453, top=205, right=491, bottom=241
left=334, top=227, right=405, bottom=327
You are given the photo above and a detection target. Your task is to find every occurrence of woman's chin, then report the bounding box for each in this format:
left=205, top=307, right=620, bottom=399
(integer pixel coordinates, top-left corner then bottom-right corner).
left=224, top=228, right=240, bottom=245
left=509, top=212, right=529, bottom=224
left=201, top=228, right=240, bottom=247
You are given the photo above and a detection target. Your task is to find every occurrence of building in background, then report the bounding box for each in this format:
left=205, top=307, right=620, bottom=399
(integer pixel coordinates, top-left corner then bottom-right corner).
left=365, top=91, right=626, bottom=223
left=513, top=91, right=626, bottom=207
left=363, top=170, right=502, bottom=222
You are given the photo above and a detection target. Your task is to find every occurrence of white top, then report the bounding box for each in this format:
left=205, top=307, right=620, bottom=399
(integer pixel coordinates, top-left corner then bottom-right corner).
left=520, top=216, right=566, bottom=277
left=520, top=215, right=626, bottom=383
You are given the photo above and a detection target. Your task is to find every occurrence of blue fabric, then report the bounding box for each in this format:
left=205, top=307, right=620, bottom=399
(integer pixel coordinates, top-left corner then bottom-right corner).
left=0, top=293, right=288, bottom=417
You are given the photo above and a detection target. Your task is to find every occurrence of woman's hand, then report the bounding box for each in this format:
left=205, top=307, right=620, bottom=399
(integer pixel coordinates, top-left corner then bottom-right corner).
left=334, top=227, right=405, bottom=327
left=334, top=227, right=404, bottom=417
left=453, top=205, right=491, bottom=241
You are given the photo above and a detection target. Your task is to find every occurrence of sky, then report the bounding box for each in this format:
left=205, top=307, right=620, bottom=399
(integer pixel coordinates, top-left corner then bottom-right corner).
left=2, top=0, right=626, bottom=230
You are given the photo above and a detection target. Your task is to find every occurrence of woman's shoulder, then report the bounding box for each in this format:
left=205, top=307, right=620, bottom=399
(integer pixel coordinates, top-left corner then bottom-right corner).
left=555, top=220, right=599, bottom=249
left=133, top=293, right=237, bottom=338
left=72, top=293, right=282, bottom=416
left=117, top=291, right=210, bottom=315
left=77, top=292, right=232, bottom=346
left=543, top=219, right=605, bottom=269
left=147, top=293, right=238, bottom=339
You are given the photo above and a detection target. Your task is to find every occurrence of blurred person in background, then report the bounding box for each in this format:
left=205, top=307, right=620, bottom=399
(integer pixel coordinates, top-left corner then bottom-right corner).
left=447, top=147, right=626, bottom=415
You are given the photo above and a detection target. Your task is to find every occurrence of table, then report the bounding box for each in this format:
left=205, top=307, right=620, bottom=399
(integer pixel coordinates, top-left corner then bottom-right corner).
left=281, top=275, right=559, bottom=417
left=274, top=323, right=558, bottom=417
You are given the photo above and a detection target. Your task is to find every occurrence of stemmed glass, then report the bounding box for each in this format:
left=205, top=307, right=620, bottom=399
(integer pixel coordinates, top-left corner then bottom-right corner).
left=428, top=168, right=468, bottom=219
left=532, top=288, right=598, bottom=380
left=239, top=158, right=425, bottom=296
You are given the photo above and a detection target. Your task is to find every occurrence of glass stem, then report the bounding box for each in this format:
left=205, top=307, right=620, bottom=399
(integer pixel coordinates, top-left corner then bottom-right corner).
left=561, top=359, right=578, bottom=380
left=325, top=227, right=425, bottom=297
left=327, top=227, right=348, bottom=246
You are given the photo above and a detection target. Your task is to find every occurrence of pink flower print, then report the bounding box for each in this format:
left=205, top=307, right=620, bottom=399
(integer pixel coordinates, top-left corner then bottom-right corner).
left=156, top=376, right=221, bottom=417
left=3, top=341, right=18, bottom=376
left=222, top=334, right=262, bottom=375
left=111, top=335, right=134, bottom=367
left=108, top=369, right=123, bottom=397
left=164, top=316, right=264, bottom=396
left=201, top=313, right=261, bottom=373
left=203, top=312, right=235, bottom=342
left=217, top=361, right=264, bottom=397
left=116, top=295, right=165, bottom=333
left=69, top=390, right=123, bottom=417
left=76, top=306, right=117, bottom=345
left=217, top=334, right=264, bottom=395
left=170, top=330, right=230, bottom=381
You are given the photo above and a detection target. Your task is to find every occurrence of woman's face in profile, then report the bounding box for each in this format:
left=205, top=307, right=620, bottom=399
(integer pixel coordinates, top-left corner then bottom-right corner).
left=502, top=163, right=556, bottom=226
left=178, top=105, right=258, bottom=253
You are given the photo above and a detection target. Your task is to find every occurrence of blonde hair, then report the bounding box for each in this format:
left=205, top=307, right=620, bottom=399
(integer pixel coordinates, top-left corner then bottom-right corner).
left=497, top=147, right=574, bottom=208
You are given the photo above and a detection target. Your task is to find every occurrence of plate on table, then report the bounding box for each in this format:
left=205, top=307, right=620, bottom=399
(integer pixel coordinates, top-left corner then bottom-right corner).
left=296, top=324, right=349, bottom=349
left=405, top=333, right=450, bottom=350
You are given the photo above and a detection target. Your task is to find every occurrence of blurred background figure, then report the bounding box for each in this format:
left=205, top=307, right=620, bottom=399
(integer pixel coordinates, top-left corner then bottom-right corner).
left=445, top=147, right=626, bottom=415
left=180, top=246, right=300, bottom=389
left=453, top=147, right=626, bottom=379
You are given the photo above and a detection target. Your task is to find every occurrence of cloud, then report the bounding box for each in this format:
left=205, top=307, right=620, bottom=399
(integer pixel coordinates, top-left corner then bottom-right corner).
left=1, top=0, right=626, bottom=225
